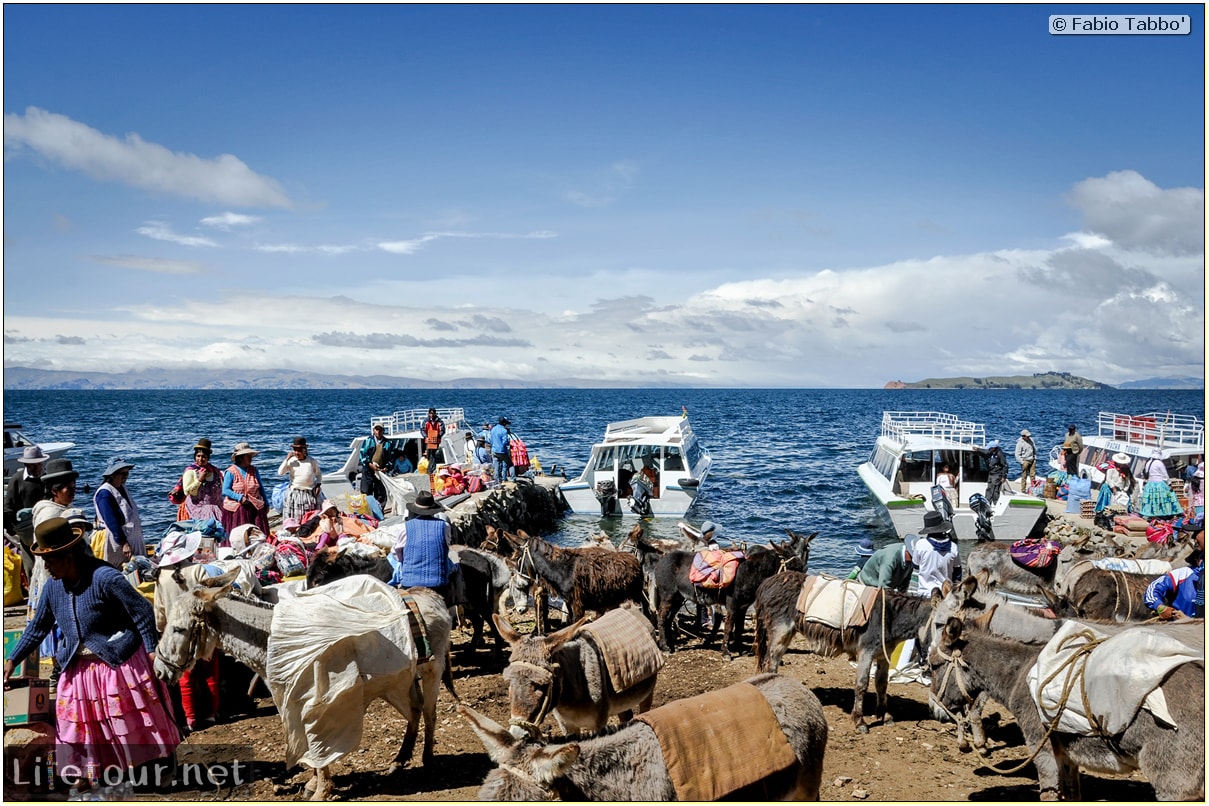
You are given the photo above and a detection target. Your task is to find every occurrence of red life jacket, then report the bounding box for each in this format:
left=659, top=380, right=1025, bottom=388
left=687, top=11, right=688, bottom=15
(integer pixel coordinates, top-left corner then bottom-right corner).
left=509, top=436, right=529, bottom=469
left=424, top=419, right=443, bottom=450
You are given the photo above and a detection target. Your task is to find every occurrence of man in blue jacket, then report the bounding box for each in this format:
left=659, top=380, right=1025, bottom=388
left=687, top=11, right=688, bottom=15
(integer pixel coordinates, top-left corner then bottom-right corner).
left=1146, top=528, right=1204, bottom=619
left=489, top=417, right=512, bottom=484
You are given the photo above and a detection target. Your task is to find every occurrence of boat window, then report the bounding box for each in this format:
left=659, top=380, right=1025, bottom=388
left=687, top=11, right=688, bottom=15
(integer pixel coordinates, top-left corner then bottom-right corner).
left=664, top=447, right=685, bottom=472
left=1086, top=447, right=1109, bottom=470
left=872, top=447, right=897, bottom=480
left=900, top=450, right=934, bottom=483
left=684, top=440, right=703, bottom=470
left=593, top=447, right=616, bottom=472
left=962, top=451, right=990, bottom=482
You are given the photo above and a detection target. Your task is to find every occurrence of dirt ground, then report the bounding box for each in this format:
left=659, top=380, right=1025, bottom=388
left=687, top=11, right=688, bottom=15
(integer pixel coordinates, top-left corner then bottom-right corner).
left=121, top=609, right=1159, bottom=804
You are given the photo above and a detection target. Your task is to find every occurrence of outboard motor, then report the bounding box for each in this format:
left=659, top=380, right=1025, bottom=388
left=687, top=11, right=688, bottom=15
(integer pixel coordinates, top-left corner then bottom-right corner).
left=594, top=479, right=619, bottom=517
left=930, top=484, right=955, bottom=523
left=629, top=475, right=653, bottom=517
left=968, top=492, right=995, bottom=542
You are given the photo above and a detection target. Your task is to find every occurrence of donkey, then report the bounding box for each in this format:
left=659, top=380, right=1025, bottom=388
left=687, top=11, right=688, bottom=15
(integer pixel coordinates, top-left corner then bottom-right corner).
left=493, top=608, right=659, bottom=738
left=1041, top=567, right=1157, bottom=622
left=462, top=672, right=828, bottom=801
left=753, top=570, right=932, bottom=732
left=307, top=542, right=512, bottom=656
left=154, top=570, right=452, bottom=801
left=503, top=529, right=647, bottom=625
left=652, top=529, right=816, bottom=658
left=929, top=614, right=1205, bottom=801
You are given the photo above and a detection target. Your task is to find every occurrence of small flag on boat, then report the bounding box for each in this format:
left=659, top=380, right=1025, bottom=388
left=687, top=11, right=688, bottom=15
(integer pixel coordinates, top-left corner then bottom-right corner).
left=681, top=406, right=688, bottom=418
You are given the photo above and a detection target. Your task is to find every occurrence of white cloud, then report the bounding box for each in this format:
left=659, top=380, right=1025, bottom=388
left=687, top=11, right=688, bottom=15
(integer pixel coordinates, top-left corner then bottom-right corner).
left=377, top=230, right=556, bottom=255
left=1066, top=170, right=1204, bottom=255
left=201, top=212, right=262, bottom=230
left=4, top=107, right=292, bottom=207
left=90, top=255, right=206, bottom=275
left=135, top=221, right=217, bottom=247
left=255, top=243, right=362, bottom=255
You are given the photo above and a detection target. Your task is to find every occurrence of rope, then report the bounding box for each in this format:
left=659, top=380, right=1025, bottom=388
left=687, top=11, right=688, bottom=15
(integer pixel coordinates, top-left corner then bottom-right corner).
left=975, top=628, right=1108, bottom=775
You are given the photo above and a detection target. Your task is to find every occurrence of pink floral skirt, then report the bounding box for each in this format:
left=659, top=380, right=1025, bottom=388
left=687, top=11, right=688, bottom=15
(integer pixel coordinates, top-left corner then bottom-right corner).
left=56, top=646, right=181, bottom=772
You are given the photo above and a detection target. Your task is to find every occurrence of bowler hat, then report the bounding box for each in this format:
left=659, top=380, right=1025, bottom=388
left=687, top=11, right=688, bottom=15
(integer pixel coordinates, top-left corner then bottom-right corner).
left=18, top=446, right=48, bottom=464
left=920, top=510, right=954, bottom=536
left=407, top=491, right=445, bottom=517
left=32, top=517, right=83, bottom=555
left=193, top=438, right=213, bottom=454
left=102, top=457, right=135, bottom=478
left=42, top=458, right=79, bottom=485
left=292, top=436, right=308, bottom=449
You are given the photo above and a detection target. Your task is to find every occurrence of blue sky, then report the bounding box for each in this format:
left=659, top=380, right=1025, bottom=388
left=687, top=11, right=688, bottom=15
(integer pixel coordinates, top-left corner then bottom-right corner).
left=3, top=4, right=1205, bottom=386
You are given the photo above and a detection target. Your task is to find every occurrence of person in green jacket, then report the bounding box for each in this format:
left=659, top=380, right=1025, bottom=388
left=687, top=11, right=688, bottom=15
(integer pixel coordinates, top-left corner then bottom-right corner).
left=855, top=534, right=917, bottom=591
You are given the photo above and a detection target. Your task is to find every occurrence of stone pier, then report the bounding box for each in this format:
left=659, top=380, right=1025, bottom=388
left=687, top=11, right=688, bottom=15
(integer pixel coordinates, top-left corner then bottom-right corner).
left=442, top=475, right=567, bottom=549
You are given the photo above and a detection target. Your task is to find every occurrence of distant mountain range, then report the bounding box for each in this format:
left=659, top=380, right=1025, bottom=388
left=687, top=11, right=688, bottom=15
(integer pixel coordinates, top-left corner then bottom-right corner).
left=1, top=366, right=691, bottom=390
left=2, top=366, right=1202, bottom=391
left=883, top=371, right=1202, bottom=390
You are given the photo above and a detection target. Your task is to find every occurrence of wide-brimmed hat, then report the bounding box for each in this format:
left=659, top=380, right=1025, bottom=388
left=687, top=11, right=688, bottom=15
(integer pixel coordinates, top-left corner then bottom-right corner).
left=228, top=524, right=266, bottom=556
left=292, top=436, right=308, bottom=449
left=498, top=416, right=510, bottom=426
left=193, top=438, right=213, bottom=454
left=18, top=446, right=48, bottom=464
left=62, top=507, right=93, bottom=535
left=42, top=458, right=79, bottom=485
left=1020, top=429, right=1031, bottom=437
left=32, top=517, right=83, bottom=555
left=903, top=534, right=920, bottom=556
left=1112, top=452, right=1131, bottom=465
left=856, top=536, right=876, bottom=557
left=1151, top=449, right=1163, bottom=460
left=102, top=457, right=135, bottom=478
left=407, top=491, right=445, bottom=517
left=920, top=510, right=954, bottom=536
left=158, top=531, right=202, bottom=567
left=231, top=442, right=259, bottom=460
left=700, top=520, right=718, bottom=537
left=320, top=499, right=339, bottom=515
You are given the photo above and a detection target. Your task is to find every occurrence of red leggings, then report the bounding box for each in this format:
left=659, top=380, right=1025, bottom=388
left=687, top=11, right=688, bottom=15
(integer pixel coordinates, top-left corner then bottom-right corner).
left=179, top=651, right=220, bottom=726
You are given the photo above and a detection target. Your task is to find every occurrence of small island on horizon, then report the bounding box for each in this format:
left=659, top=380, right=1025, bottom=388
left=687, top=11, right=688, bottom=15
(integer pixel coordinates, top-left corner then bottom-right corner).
left=884, top=372, right=1113, bottom=390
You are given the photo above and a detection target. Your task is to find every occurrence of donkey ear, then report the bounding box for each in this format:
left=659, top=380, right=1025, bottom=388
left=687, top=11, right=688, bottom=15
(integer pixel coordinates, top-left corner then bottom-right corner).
left=930, top=588, right=945, bottom=608
left=545, top=616, right=590, bottom=651
left=533, top=744, right=580, bottom=783
left=198, top=568, right=240, bottom=589
left=493, top=612, right=523, bottom=645
left=940, top=579, right=953, bottom=597
left=974, top=568, right=991, bottom=588
left=972, top=604, right=998, bottom=630
left=958, top=575, right=979, bottom=601
left=943, top=616, right=964, bottom=642
left=459, top=704, right=516, bottom=764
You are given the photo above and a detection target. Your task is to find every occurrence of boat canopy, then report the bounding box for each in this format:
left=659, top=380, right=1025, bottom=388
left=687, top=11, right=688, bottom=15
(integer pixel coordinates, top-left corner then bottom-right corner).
left=371, top=408, right=466, bottom=438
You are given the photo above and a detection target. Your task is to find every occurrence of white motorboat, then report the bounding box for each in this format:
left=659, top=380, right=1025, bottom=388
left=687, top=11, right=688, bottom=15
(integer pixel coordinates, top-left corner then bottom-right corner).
left=1047, top=411, right=1204, bottom=486
left=857, top=411, right=1046, bottom=542
left=326, top=407, right=474, bottom=508
left=560, top=414, right=712, bottom=518
left=3, top=423, right=75, bottom=480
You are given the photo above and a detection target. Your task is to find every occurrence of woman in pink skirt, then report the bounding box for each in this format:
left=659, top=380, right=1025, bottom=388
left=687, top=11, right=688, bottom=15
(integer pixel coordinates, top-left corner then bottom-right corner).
left=4, top=517, right=179, bottom=794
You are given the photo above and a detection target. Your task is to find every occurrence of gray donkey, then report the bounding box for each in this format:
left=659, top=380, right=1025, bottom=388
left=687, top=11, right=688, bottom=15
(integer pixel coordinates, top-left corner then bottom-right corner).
left=929, top=614, right=1204, bottom=801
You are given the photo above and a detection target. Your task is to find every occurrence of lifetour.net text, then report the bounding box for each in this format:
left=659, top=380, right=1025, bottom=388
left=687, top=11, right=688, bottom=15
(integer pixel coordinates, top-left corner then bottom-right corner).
left=6, top=744, right=256, bottom=795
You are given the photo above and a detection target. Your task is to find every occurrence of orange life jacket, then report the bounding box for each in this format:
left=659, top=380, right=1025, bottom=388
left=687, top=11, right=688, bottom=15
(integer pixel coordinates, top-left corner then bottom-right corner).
left=424, top=419, right=443, bottom=450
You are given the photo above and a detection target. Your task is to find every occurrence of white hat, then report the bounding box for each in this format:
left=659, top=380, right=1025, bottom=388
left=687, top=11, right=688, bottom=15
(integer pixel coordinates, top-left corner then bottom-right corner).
left=903, top=534, right=920, bottom=556
left=228, top=523, right=266, bottom=556
left=18, top=446, right=48, bottom=464
left=158, top=531, right=202, bottom=567
left=1112, top=452, right=1131, bottom=465
left=1151, top=449, right=1163, bottom=459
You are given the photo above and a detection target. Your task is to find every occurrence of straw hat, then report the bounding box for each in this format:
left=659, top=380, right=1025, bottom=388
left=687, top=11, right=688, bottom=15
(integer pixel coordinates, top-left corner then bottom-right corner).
left=1112, top=452, right=1131, bottom=465
left=231, top=442, right=259, bottom=460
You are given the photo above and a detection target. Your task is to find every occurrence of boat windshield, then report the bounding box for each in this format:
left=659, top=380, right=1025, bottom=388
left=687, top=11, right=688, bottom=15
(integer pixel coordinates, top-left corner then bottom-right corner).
left=684, top=439, right=704, bottom=470
left=900, top=450, right=934, bottom=483
left=592, top=447, right=617, bottom=472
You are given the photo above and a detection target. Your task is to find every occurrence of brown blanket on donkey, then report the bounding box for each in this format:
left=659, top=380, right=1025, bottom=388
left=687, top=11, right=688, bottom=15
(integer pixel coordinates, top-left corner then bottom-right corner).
left=635, top=681, right=798, bottom=801
left=795, top=574, right=880, bottom=630
left=578, top=606, right=664, bottom=693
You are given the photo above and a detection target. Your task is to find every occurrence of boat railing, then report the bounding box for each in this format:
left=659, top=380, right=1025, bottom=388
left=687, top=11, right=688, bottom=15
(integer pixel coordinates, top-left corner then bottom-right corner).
left=371, top=408, right=467, bottom=436
left=1096, top=412, right=1205, bottom=450
left=880, top=411, right=986, bottom=447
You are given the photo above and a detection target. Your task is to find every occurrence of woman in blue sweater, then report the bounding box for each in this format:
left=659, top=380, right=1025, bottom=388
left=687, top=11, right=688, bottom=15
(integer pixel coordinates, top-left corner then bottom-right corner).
left=4, top=517, right=180, bottom=790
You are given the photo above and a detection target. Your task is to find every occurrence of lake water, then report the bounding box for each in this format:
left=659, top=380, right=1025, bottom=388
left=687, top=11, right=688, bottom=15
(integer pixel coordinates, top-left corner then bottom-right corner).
left=3, top=388, right=1202, bottom=576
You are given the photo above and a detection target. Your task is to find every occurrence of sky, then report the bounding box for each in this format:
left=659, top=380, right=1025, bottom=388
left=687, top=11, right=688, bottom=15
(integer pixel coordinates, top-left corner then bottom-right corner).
left=2, top=4, right=1205, bottom=388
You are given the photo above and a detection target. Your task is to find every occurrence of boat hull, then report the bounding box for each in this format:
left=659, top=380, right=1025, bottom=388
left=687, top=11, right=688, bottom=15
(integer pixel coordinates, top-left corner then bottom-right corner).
left=873, top=495, right=1046, bottom=542
left=559, top=481, right=703, bottom=518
